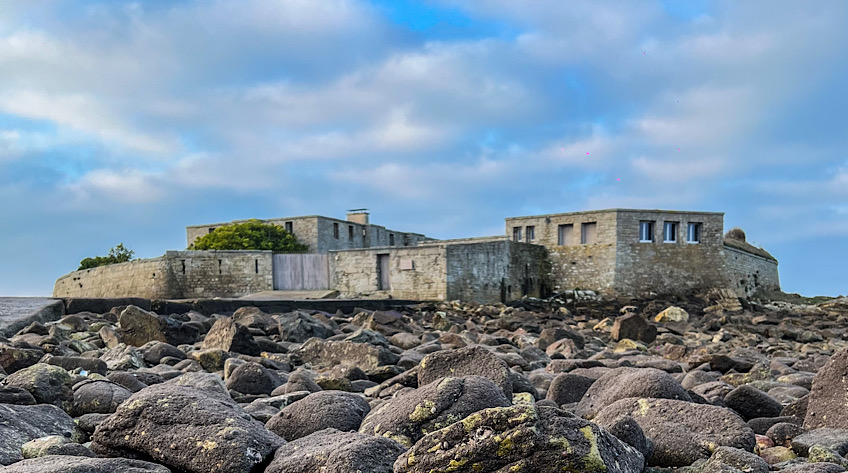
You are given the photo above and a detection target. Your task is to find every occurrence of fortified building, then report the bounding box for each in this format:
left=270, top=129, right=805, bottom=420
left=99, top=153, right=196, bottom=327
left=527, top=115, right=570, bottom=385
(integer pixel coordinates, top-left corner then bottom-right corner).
left=54, top=209, right=779, bottom=303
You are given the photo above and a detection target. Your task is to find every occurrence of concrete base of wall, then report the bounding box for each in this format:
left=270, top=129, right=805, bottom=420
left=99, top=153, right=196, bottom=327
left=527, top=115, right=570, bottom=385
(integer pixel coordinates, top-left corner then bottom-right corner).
left=61, top=297, right=423, bottom=317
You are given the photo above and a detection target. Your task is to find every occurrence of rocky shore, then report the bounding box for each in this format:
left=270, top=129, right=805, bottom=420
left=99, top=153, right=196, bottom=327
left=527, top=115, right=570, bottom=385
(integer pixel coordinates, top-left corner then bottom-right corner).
left=1, top=291, right=848, bottom=472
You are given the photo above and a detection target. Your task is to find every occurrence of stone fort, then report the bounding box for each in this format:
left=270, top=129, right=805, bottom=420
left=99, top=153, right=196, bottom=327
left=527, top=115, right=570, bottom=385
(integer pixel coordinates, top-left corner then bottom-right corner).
left=54, top=208, right=779, bottom=303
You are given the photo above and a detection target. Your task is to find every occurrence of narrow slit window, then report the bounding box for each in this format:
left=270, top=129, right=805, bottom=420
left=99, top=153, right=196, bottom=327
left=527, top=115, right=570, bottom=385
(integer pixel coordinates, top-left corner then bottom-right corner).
left=333, top=222, right=339, bottom=239
left=284, top=221, right=293, bottom=233
left=218, top=259, right=222, bottom=274
left=348, top=225, right=354, bottom=241
left=254, top=259, right=259, bottom=274
left=181, top=260, right=186, bottom=274
left=389, top=234, right=395, bottom=246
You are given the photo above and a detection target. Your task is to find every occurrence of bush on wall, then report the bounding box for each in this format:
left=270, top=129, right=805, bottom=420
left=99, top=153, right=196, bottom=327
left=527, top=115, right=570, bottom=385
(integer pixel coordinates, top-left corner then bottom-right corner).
left=189, top=219, right=308, bottom=253
left=78, top=243, right=135, bottom=270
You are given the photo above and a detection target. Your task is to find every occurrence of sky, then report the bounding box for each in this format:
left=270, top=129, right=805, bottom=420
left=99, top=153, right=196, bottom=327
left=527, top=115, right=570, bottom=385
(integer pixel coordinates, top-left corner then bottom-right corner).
left=1, top=0, right=846, bottom=297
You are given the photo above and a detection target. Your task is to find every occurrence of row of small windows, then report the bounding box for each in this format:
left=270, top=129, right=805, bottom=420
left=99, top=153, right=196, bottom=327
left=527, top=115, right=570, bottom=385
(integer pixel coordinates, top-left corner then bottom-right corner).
left=513, top=222, right=599, bottom=245
left=640, top=221, right=701, bottom=243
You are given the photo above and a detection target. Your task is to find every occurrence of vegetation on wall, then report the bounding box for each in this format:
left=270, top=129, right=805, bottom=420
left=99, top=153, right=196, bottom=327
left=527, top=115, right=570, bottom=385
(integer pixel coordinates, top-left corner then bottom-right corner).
left=78, top=243, right=135, bottom=270
left=189, top=219, right=308, bottom=253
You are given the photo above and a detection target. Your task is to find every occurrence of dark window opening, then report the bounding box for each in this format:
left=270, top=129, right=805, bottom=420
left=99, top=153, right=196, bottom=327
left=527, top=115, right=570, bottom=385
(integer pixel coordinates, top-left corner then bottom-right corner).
left=348, top=225, right=354, bottom=241
left=333, top=222, right=339, bottom=239
left=218, top=259, right=222, bottom=274
left=285, top=221, right=293, bottom=233
left=254, top=259, right=259, bottom=274
left=512, top=227, right=522, bottom=242
left=208, top=228, right=214, bottom=234
left=181, top=260, right=186, bottom=274
left=525, top=226, right=535, bottom=242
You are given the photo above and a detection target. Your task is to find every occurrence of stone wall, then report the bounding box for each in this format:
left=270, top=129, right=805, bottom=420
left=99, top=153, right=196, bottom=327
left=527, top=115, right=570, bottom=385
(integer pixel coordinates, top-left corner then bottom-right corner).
left=53, top=251, right=273, bottom=299
left=506, top=210, right=619, bottom=293
left=187, top=216, right=427, bottom=253
left=723, top=244, right=780, bottom=297
left=329, top=246, right=448, bottom=300
left=53, top=258, right=172, bottom=299
left=613, top=210, right=727, bottom=295
left=163, top=250, right=273, bottom=298
left=445, top=240, right=549, bottom=303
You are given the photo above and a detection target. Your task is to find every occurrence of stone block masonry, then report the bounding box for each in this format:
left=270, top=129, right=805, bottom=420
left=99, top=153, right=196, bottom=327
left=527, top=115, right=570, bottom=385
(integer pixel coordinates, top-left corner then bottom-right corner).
left=330, top=245, right=447, bottom=300
left=53, top=251, right=272, bottom=299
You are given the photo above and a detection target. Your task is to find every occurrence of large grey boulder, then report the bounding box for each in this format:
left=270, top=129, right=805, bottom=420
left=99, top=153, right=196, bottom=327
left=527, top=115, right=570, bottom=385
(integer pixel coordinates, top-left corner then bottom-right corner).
left=594, top=397, right=755, bottom=467
left=418, top=346, right=513, bottom=399
left=119, top=305, right=198, bottom=347
left=225, top=361, right=280, bottom=395
left=806, top=347, right=848, bottom=429
left=359, top=375, right=510, bottom=448
left=202, top=318, right=261, bottom=356
left=394, top=404, right=645, bottom=473
left=296, top=338, right=399, bottom=370
left=0, top=404, right=84, bottom=465
left=72, top=380, right=133, bottom=416
left=90, top=383, right=284, bottom=473
left=266, top=390, right=371, bottom=441
left=3, top=363, right=74, bottom=410
left=277, top=311, right=335, bottom=342
left=576, top=367, right=691, bottom=420
left=266, top=428, right=405, bottom=473
left=1, top=455, right=171, bottom=472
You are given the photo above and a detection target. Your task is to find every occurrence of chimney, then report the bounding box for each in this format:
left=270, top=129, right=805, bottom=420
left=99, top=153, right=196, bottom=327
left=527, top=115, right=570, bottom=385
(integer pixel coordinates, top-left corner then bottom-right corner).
left=346, top=209, right=369, bottom=225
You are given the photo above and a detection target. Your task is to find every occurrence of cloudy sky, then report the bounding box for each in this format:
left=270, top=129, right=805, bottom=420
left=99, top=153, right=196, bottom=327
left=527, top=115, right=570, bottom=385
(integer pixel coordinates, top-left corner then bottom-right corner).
left=1, top=0, right=846, bottom=296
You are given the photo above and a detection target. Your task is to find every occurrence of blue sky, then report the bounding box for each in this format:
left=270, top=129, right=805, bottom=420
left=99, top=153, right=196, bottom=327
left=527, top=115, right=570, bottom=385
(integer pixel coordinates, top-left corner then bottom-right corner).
left=1, top=0, right=846, bottom=297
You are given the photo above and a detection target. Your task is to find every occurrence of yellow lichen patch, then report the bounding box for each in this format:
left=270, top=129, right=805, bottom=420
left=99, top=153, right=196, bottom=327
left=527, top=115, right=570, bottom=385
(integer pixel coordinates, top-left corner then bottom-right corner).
left=579, top=426, right=607, bottom=472
left=497, top=436, right=515, bottom=457
left=428, top=442, right=443, bottom=453
left=124, top=399, right=145, bottom=410
left=472, top=463, right=484, bottom=472
left=437, top=377, right=454, bottom=390
left=512, top=393, right=534, bottom=405
left=409, top=400, right=438, bottom=422
left=445, top=457, right=469, bottom=471
left=548, top=436, right=572, bottom=452
left=636, top=398, right=651, bottom=417
left=460, top=413, right=484, bottom=433
left=197, top=440, right=218, bottom=451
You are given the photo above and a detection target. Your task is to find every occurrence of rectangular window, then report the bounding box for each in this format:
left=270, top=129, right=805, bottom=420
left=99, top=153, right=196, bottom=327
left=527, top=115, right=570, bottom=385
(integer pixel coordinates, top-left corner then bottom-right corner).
left=284, top=221, right=293, bottom=233
left=525, top=226, right=535, bottom=242
left=663, top=222, right=678, bottom=243
left=348, top=225, right=354, bottom=241
left=333, top=222, right=339, bottom=239
left=639, top=221, right=654, bottom=242
left=581, top=222, right=597, bottom=244
left=557, top=224, right=573, bottom=246
left=208, top=228, right=215, bottom=234
left=512, top=227, right=522, bottom=242
left=389, top=234, right=395, bottom=246
left=687, top=222, right=702, bottom=243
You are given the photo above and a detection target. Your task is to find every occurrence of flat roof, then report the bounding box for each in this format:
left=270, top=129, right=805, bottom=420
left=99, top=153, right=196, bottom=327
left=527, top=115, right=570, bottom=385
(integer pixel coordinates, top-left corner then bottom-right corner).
left=187, top=215, right=426, bottom=236
left=505, top=208, right=724, bottom=221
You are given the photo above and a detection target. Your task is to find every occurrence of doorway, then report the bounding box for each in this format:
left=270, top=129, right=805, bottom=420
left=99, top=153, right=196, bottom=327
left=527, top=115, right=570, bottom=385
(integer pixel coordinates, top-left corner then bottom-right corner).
left=377, top=254, right=390, bottom=290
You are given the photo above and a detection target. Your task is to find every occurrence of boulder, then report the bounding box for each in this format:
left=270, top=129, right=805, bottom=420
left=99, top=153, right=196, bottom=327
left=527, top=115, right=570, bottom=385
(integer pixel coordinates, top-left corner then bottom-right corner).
left=611, top=313, right=657, bottom=343
left=3, top=363, right=74, bottom=409
left=0, top=404, right=84, bottom=465
left=0, top=386, right=36, bottom=404
left=598, top=414, right=654, bottom=460
left=2, top=455, right=171, bottom=472
left=0, top=343, right=44, bottom=373
left=232, top=306, right=277, bottom=332
left=806, top=347, right=848, bottom=429
left=701, top=446, right=769, bottom=473
left=296, top=338, right=399, bottom=370
left=100, top=343, right=145, bottom=370
left=225, top=361, right=279, bottom=395
left=266, top=390, right=371, bottom=441
left=791, top=428, right=848, bottom=456
left=277, top=311, right=335, bottom=342
left=576, top=367, right=691, bottom=420
left=546, top=373, right=595, bottom=406
left=91, top=383, right=284, bottom=473
left=655, top=306, right=690, bottom=323
left=117, top=305, right=168, bottom=346
left=266, top=428, right=405, bottom=473
left=394, top=404, right=645, bottom=473
left=72, top=379, right=133, bottom=416
left=418, top=346, right=513, bottom=399
left=141, top=341, right=186, bottom=365
left=724, top=385, right=783, bottom=421
left=202, top=318, right=261, bottom=356
left=593, top=397, right=755, bottom=467
left=359, top=375, right=510, bottom=447
left=44, top=356, right=107, bottom=376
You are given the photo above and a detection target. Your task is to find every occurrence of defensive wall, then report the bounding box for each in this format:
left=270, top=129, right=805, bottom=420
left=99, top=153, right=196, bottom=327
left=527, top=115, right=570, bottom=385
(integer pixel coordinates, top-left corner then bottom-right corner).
left=53, top=251, right=272, bottom=299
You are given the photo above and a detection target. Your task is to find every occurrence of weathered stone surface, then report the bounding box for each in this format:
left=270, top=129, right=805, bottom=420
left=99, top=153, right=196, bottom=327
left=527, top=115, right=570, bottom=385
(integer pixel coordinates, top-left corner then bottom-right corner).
left=91, top=383, right=284, bottom=473
left=724, top=385, right=783, bottom=421
left=21, top=435, right=71, bottom=459
left=655, top=306, right=690, bottom=323
left=141, top=341, right=186, bottom=365
left=806, top=347, right=848, bottom=429
left=792, top=428, right=848, bottom=456
left=277, top=311, right=335, bottom=342
left=225, top=361, right=280, bottom=395
left=394, top=403, right=645, bottom=473
left=546, top=373, right=595, bottom=406
left=576, top=367, right=691, bottom=420
left=3, top=363, right=74, bottom=409
left=0, top=344, right=44, bottom=374
left=297, top=338, right=399, bottom=370
left=117, top=305, right=167, bottom=346
left=593, top=397, right=755, bottom=467
left=701, top=446, right=769, bottom=473
left=0, top=404, right=84, bottom=465
left=359, top=375, right=510, bottom=447
left=2, top=455, right=171, bottom=473
left=418, top=346, right=513, bottom=399
left=266, top=390, right=371, bottom=441
left=598, top=414, right=653, bottom=460
left=44, top=356, right=107, bottom=376
left=100, top=343, right=144, bottom=370
left=72, top=379, right=133, bottom=416
left=266, top=428, right=405, bottom=473
left=611, top=313, right=657, bottom=343
left=202, top=317, right=261, bottom=356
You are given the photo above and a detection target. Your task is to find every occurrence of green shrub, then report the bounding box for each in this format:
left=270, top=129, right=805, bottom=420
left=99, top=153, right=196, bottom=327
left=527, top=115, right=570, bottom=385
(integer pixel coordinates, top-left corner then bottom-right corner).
left=189, top=220, right=308, bottom=253
left=78, top=243, right=135, bottom=270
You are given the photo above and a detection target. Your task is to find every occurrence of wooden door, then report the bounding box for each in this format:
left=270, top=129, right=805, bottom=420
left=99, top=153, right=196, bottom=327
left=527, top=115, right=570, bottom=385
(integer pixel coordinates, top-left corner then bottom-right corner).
left=377, top=254, right=390, bottom=290
left=273, top=254, right=329, bottom=290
